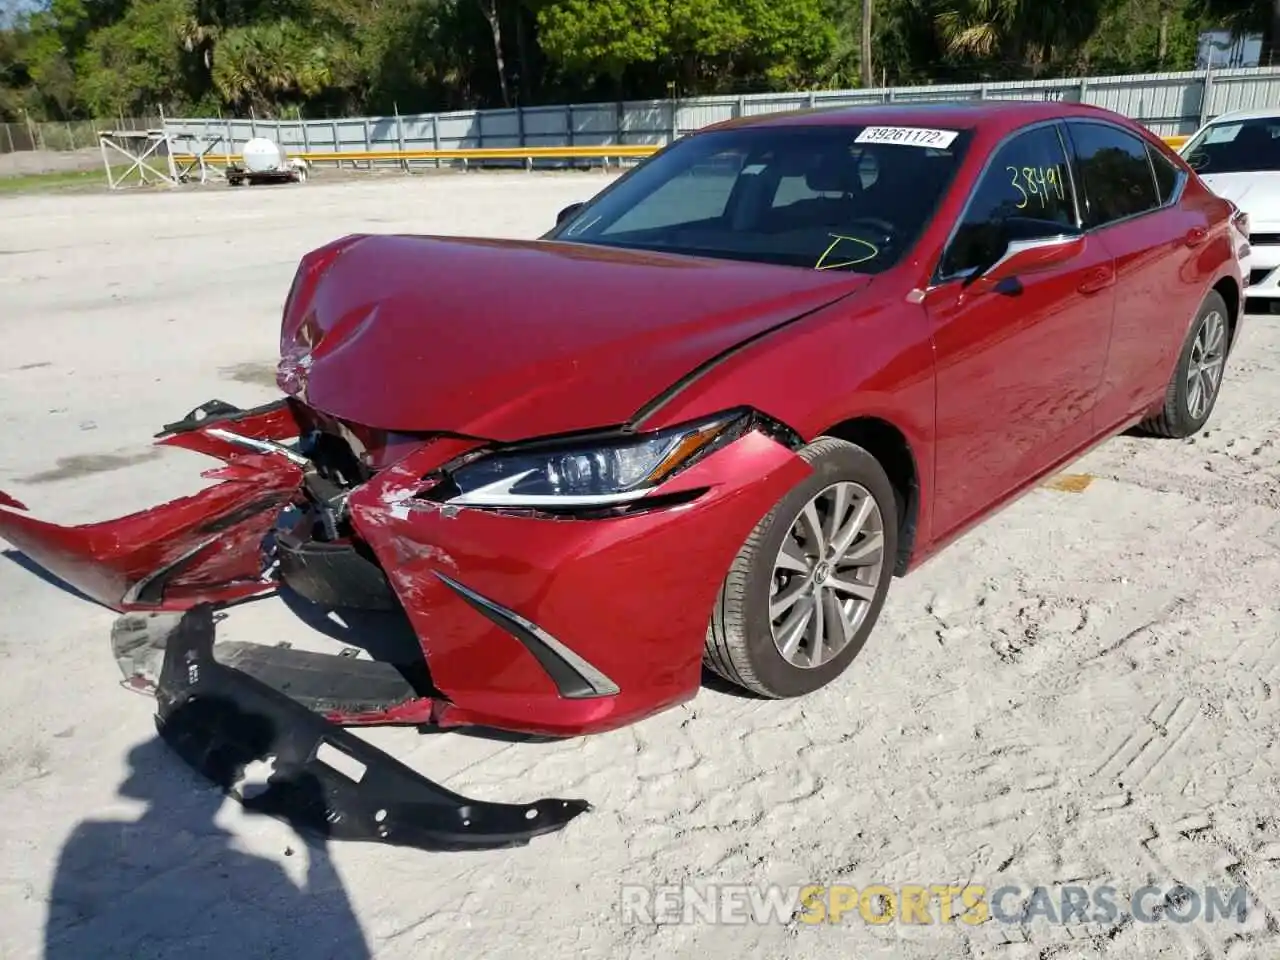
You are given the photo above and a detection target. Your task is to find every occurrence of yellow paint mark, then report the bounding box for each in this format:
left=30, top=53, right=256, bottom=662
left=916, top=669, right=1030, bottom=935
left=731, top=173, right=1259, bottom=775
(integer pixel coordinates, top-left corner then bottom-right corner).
left=1041, top=473, right=1094, bottom=493
left=815, top=234, right=879, bottom=271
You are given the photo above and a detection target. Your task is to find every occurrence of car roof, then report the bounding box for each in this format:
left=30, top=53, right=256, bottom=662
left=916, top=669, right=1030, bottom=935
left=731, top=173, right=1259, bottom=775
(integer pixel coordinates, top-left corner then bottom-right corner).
left=701, top=100, right=1135, bottom=138
left=1200, top=106, right=1280, bottom=124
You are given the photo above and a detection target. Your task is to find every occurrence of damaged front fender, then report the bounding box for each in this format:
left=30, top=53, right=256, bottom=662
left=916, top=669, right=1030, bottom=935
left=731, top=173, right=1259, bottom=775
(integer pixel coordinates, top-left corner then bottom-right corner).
left=0, top=400, right=306, bottom=611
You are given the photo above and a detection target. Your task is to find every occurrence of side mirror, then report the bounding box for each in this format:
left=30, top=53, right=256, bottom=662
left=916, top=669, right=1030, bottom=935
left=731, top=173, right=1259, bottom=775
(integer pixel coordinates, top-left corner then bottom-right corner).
left=968, top=232, right=1086, bottom=290
left=556, top=202, right=586, bottom=226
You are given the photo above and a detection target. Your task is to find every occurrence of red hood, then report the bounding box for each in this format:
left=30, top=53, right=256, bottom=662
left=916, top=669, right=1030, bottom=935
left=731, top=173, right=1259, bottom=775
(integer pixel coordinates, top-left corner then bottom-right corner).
left=278, top=234, right=870, bottom=440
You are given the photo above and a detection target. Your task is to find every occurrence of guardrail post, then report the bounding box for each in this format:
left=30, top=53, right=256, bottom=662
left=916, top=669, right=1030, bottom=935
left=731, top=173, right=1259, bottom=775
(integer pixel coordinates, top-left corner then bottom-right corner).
left=432, top=114, right=441, bottom=169
left=363, top=118, right=372, bottom=170
left=332, top=120, right=341, bottom=169
left=1198, top=63, right=1214, bottom=128
left=1079, top=76, right=1088, bottom=103
left=395, top=104, right=407, bottom=173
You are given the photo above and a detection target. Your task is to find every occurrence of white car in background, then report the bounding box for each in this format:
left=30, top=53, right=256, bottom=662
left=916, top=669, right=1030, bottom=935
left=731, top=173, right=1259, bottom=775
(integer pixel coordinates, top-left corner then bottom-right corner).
left=1180, top=108, right=1280, bottom=314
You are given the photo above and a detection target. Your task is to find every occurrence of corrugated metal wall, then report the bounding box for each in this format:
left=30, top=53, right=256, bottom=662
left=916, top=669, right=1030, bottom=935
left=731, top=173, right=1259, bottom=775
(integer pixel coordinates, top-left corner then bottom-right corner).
left=163, top=66, right=1280, bottom=161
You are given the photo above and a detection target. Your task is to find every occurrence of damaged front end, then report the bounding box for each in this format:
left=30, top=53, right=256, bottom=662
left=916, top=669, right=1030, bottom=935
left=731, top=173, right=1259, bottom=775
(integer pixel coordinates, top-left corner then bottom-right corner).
left=0, top=397, right=590, bottom=850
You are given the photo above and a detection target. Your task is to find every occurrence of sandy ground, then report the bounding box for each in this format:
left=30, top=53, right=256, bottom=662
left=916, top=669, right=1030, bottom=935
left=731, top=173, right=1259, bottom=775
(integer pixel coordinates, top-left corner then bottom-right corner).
left=1, top=172, right=1279, bottom=960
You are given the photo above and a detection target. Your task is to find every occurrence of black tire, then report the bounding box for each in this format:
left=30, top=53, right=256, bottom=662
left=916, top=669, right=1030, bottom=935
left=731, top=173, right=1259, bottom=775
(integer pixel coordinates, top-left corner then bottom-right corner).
left=1138, top=290, right=1231, bottom=439
left=703, top=436, right=898, bottom=699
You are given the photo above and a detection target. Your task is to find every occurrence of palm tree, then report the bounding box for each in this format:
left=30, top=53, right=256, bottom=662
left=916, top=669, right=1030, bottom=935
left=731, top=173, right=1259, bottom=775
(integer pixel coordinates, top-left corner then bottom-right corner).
left=934, top=0, right=1099, bottom=74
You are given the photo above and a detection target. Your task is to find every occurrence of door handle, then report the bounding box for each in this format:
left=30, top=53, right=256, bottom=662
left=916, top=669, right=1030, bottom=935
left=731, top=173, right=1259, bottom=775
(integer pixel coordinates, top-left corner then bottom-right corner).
left=1077, top=266, right=1115, bottom=295
left=1184, top=226, right=1209, bottom=248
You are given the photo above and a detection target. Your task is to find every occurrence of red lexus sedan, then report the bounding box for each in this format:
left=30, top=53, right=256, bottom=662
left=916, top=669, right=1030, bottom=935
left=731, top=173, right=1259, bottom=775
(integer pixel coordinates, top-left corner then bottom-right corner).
left=0, top=101, right=1244, bottom=749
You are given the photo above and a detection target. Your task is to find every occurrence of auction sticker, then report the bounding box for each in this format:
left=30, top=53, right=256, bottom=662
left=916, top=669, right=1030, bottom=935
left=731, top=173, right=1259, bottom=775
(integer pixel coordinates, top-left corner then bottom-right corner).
left=854, top=126, right=959, bottom=148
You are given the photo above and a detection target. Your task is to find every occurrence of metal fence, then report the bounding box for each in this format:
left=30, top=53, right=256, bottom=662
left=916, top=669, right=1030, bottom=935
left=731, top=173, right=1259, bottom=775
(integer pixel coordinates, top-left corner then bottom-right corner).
left=0, top=117, right=160, bottom=154
left=158, top=66, right=1280, bottom=166
left=6, top=65, right=1278, bottom=159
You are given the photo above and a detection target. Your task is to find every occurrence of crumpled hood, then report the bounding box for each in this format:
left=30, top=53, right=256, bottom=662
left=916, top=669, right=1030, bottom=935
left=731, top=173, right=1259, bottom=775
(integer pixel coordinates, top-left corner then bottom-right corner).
left=278, top=234, right=870, bottom=440
left=1197, top=172, right=1280, bottom=226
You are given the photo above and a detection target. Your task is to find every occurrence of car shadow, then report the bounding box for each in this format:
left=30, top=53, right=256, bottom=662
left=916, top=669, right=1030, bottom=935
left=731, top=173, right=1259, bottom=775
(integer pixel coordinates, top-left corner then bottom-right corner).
left=1121, top=425, right=1172, bottom=439
left=1, top=549, right=100, bottom=606
left=276, top=586, right=428, bottom=665
left=700, top=666, right=767, bottom=699
left=43, top=702, right=372, bottom=960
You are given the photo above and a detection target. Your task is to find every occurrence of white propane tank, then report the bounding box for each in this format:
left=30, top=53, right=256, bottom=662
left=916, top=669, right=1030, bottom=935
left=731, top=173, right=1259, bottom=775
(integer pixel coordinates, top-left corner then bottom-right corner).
left=242, top=137, right=284, bottom=173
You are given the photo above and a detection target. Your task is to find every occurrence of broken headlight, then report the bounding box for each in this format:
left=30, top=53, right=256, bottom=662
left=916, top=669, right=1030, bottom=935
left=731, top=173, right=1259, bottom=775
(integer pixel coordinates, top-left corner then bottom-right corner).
left=440, top=411, right=748, bottom=508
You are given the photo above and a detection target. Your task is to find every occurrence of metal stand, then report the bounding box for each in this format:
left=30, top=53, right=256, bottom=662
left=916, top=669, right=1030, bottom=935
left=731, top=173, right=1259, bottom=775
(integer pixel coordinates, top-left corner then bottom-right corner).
left=172, top=134, right=229, bottom=184
left=98, top=130, right=179, bottom=189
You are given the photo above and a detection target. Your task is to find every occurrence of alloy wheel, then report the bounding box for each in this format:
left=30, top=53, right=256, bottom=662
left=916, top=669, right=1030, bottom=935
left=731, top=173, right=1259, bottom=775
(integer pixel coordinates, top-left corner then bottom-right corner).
left=769, top=481, right=885, bottom=669
left=1186, top=309, right=1226, bottom=420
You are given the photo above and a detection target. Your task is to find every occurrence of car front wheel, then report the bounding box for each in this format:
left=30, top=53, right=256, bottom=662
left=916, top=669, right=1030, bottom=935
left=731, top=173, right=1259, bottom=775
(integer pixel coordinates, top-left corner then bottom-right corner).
left=704, top=436, right=898, bottom=699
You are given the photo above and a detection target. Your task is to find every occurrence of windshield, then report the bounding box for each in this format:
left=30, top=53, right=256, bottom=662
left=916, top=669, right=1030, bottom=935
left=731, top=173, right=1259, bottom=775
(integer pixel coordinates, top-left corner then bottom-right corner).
left=1181, top=117, right=1280, bottom=175
left=548, top=124, right=973, bottom=274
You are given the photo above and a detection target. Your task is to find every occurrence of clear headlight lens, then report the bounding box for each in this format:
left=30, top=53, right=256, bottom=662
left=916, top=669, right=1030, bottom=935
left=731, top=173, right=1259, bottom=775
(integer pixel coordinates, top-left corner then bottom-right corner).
left=441, top=412, right=745, bottom=508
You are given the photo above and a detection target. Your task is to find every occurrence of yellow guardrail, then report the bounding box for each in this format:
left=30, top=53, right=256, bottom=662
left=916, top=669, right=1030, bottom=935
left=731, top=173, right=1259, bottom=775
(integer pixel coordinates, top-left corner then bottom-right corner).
left=172, top=135, right=1188, bottom=168
left=171, top=145, right=659, bottom=164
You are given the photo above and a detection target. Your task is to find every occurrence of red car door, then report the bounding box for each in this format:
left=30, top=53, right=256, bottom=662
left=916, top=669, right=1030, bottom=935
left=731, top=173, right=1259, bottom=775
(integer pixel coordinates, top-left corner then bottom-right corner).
left=1063, top=119, right=1223, bottom=430
left=925, top=121, right=1117, bottom=540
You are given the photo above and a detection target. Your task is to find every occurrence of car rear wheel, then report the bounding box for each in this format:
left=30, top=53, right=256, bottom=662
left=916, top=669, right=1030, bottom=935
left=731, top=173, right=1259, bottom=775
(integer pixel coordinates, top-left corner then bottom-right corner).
left=1138, top=290, right=1230, bottom=439
left=703, top=436, right=898, bottom=699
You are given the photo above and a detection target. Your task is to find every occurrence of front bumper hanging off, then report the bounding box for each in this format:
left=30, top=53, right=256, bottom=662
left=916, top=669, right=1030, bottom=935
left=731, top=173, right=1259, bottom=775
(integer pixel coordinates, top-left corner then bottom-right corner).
left=0, top=396, right=591, bottom=850
left=116, top=604, right=590, bottom=851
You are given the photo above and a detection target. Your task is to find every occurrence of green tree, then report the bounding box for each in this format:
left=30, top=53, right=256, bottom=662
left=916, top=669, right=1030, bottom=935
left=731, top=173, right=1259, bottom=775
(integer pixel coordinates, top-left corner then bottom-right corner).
left=74, top=0, right=196, bottom=115
left=537, top=0, right=837, bottom=96
left=1079, top=0, right=1201, bottom=73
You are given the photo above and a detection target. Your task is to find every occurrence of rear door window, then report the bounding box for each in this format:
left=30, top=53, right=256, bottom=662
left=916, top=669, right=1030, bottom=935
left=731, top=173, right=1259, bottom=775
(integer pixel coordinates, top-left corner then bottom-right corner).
left=1066, top=121, right=1161, bottom=228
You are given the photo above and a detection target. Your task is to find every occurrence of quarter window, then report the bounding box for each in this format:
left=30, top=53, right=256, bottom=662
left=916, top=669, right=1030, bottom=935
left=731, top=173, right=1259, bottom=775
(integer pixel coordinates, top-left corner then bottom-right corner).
left=940, top=124, right=1077, bottom=279
left=1067, top=122, right=1160, bottom=228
